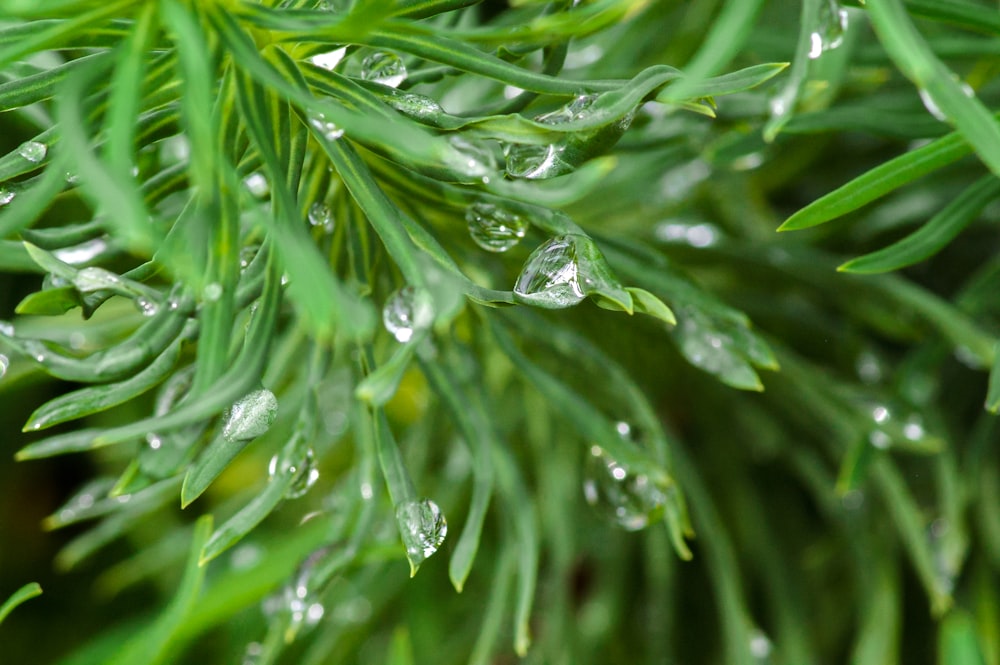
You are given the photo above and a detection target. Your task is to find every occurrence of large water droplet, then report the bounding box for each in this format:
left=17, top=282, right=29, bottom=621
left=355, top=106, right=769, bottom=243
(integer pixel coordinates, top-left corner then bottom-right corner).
left=73, top=267, right=122, bottom=293
left=513, top=234, right=587, bottom=308
left=243, top=172, right=269, bottom=197
left=382, top=286, right=434, bottom=343
left=504, top=143, right=567, bottom=180
left=309, top=46, right=346, bottom=71
left=385, top=91, right=444, bottom=121
left=448, top=135, right=498, bottom=181
left=466, top=202, right=527, bottom=252
left=222, top=389, right=278, bottom=442
left=269, top=448, right=320, bottom=499
left=307, top=201, right=334, bottom=232
left=360, top=51, right=407, bottom=88
left=18, top=140, right=47, bottom=163
left=583, top=445, right=669, bottom=531
left=0, top=186, right=16, bottom=206
left=395, top=498, right=447, bottom=572
left=809, top=0, right=848, bottom=59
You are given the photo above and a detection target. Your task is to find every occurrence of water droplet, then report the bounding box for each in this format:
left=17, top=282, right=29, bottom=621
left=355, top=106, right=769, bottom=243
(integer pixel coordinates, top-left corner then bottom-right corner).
left=654, top=220, right=720, bottom=247
left=855, top=349, right=883, bottom=384
left=868, top=430, right=891, bottom=449
left=564, top=44, right=604, bottom=69
left=242, top=642, right=263, bottom=665
left=0, top=187, right=15, bottom=206
left=307, top=201, right=334, bottom=232
left=275, top=547, right=331, bottom=637
left=55, top=477, right=116, bottom=524
left=513, top=234, right=587, bottom=308
left=230, top=543, right=264, bottom=571
left=659, top=160, right=711, bottom=201
left=239, top=245, right=261, bottom=271
left=135, top=297, right=159, bottom=317
left=18, top=140, right=47, bottom=163
left=0, top=353, right=8, bottom=379
left=748, top=628, right=774, bottom=661
left=243, top=172, right=269, bottom=197
left=222, top=389, right=278, bottom=442
left=395, top=498, right=447, bottom=571
left=919, top=88, right=947, bottom=122
left=903, top=414, right=925, bottom=441
left=583, top=445, right=668, bottom=531
left=504, top=95, right=603, bottom=180
left=269, top=448, right=320, bottom=499
left=65, top=170, right=81, bottom=185
left=146, top=433, right=162, bottom=450
left=447, top=135, right=498, bottom=179
left=203, top=282, right=223, bottom=302
left=382, top=286, right=434, bottom=343
left=159, top=135, right=190, bottom=165
left=386, top=91, right=444, bottom=121
left=360, top=482, right=374, bottom=500
left=308, top=111, right=344, bottom=141
left=360, top=51, right=407, bottom=88
left=0, top=320, right=13, bottom=337
left=53, top=237, right=109, bottom=265
left=809, top=1, right=848, bottom=59
left=310, top=46, right=346, bottom=71
left=871, top=404, right=890, bottom=424
left=671, top=308, right=758, bottom=387
left=465, top=202, right=528, bottom=252
left=73, top=267, right=122, bottom=293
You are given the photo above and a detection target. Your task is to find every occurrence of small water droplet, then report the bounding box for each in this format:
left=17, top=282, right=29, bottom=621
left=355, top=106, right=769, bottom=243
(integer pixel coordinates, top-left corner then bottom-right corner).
left=230, top=543, right=264, bottom=571
left=868, top=430, right=891, bottom=449
left=0, top=353, right=8, bottom=379
left=203, top=282, right=223, bottom=302
left=146, top=433, right=162, bottom=450
left=243, top=172, right=269, bottom=197
left=583, top=446, right=668, bottom=531
left=748, top=628, right=773, bottom=662
left=239, top=244, right=261, bottom=271
left=654, top=220, right=720, bottom=247
left=55, top=477, right=116, bottom=524
left=856, top=349, right=883, bottom=384
left=242, top=641, right=263, bottom=665
left=310, top=46, right=347, bottom=71
left=903, top=415, right=925, bottom=441
left=360, top=482, right=374, bottom=500
left=382, top=286, right=434, bottom=343
left=307, top=201, right=335, bottom=232
left=465, top=202, right=527, bottom=252
left=65, top=171, right=81, bottom=185
left=18, top=140, right=47, bottom=163
left=222, top=389, right=278, bottom=442
left=360, top=51, right=407, bottom=88
left=269, top=448, right=320, bottom=499
left=871, top=404, right=890, bottom=424
left=513, top=234, right=587, bottom=308
left=395, top=498, right=447, bottom=571
left=919, top=88, right=947, bottom=122
left=73, top=267, right=122, bottom=293
left=0, top=321, right=13, bottom=337
left=448, top=135, right=498, bottom=178
left=135, top=297, right=159, bottom=317
left=0, top=187, right=15, bottom=206
left=159, top=135, right=190, bottom=165
left=308, top=111, right=344, bottom=141
left=274, top=547, right=331, bottom=637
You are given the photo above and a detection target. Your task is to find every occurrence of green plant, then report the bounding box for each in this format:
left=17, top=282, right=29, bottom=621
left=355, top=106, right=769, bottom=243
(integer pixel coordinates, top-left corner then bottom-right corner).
left=1, top=0, right=999, bottom=663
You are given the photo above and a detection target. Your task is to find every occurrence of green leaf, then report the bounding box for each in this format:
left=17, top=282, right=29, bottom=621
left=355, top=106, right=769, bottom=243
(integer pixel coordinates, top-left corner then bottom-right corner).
left=779, top=132, right=970, bottom=230
left=839, top=175, right=1000, bottom=273
left=198, top=469, right=292, bottom=564
left=107, top=515, right=213, bottom=665
left=987, top=342, right=1000, bottom=414
left=626, top=286, right=676, bottom=325
left=866, top=0, right=1000, bottom=177
left=24, top=339, right=182, bottom=432
left=355, top=340, right=419, bottom=407
left=0, top=582, right=42, bottom=626
left=938, top=610, right=988, bottom=665
left=15, top=287, right=82, bottom=316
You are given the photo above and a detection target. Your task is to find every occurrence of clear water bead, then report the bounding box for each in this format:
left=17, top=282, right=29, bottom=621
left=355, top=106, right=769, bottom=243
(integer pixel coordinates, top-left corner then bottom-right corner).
left=269, top=448, right=320, bottom=499
left=135, top=297, right=159, bottom=317
left=513, top=234, right=587, bottom=308
left=18, top=141, right=47, bottom=163
left=382, top=286, right=433, bottom=343
left=308, top=111, right=345, bottom=141
left=809, top=0, right=848, bottom=59
left=448, top=135, right=498, bottom=180
left=73, top=267, right=122, bottom=293
left=0, top=187, right=15, bottom=206
left=309, top=47, right=346, bottom=71
left=307, top=202, right=334, bottom=232
left=386, top=91, right=444, bottom=121
left=0, top=353, right=8, bottom=379
left=243, top=172, right=269, bottom=197
left=222, top=389, right=278, bottom=442
left=583, top=445, right=668, bottom=531
left=360, top=51, right=407, bottom=88
left=203, top=282, right=222, bottom=302
left=466, top=202, right=527, bottom=252
left=395, top=498, right=447, bottom=572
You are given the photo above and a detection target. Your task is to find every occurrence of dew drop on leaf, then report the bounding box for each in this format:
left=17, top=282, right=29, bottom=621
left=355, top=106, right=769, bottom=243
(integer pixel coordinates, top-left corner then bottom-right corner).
left=513, top=234, right=587, bottom=308
left=269, top=448, right=320, bottom=499
left=222, top=389, right=278, bottom=442
left=395, top=498, right=447, bottom=573
left=382, top=286, right=433, bottom=343
left=73, top=267, right=122, bottom=293
left=582, top=445, right=668, bottom=531
left=309, top=47, right=346, bottom=71
left=0, top=186, right=15, bottom=206
left=360, top=51, right=407, bottom=88
left=808, top=0, right=848, bottom=59
left=466, top=202, right=527, bottom=252
left=0, top=353, right=8, bottom=379
left=17, top=140, right=47, bottom=163
left=307, top=202, right=334, bottom=232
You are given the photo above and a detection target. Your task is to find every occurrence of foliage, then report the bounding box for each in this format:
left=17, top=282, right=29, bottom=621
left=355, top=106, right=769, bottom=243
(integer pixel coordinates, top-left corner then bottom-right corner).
left=0, top=0, right=999, bottom=663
